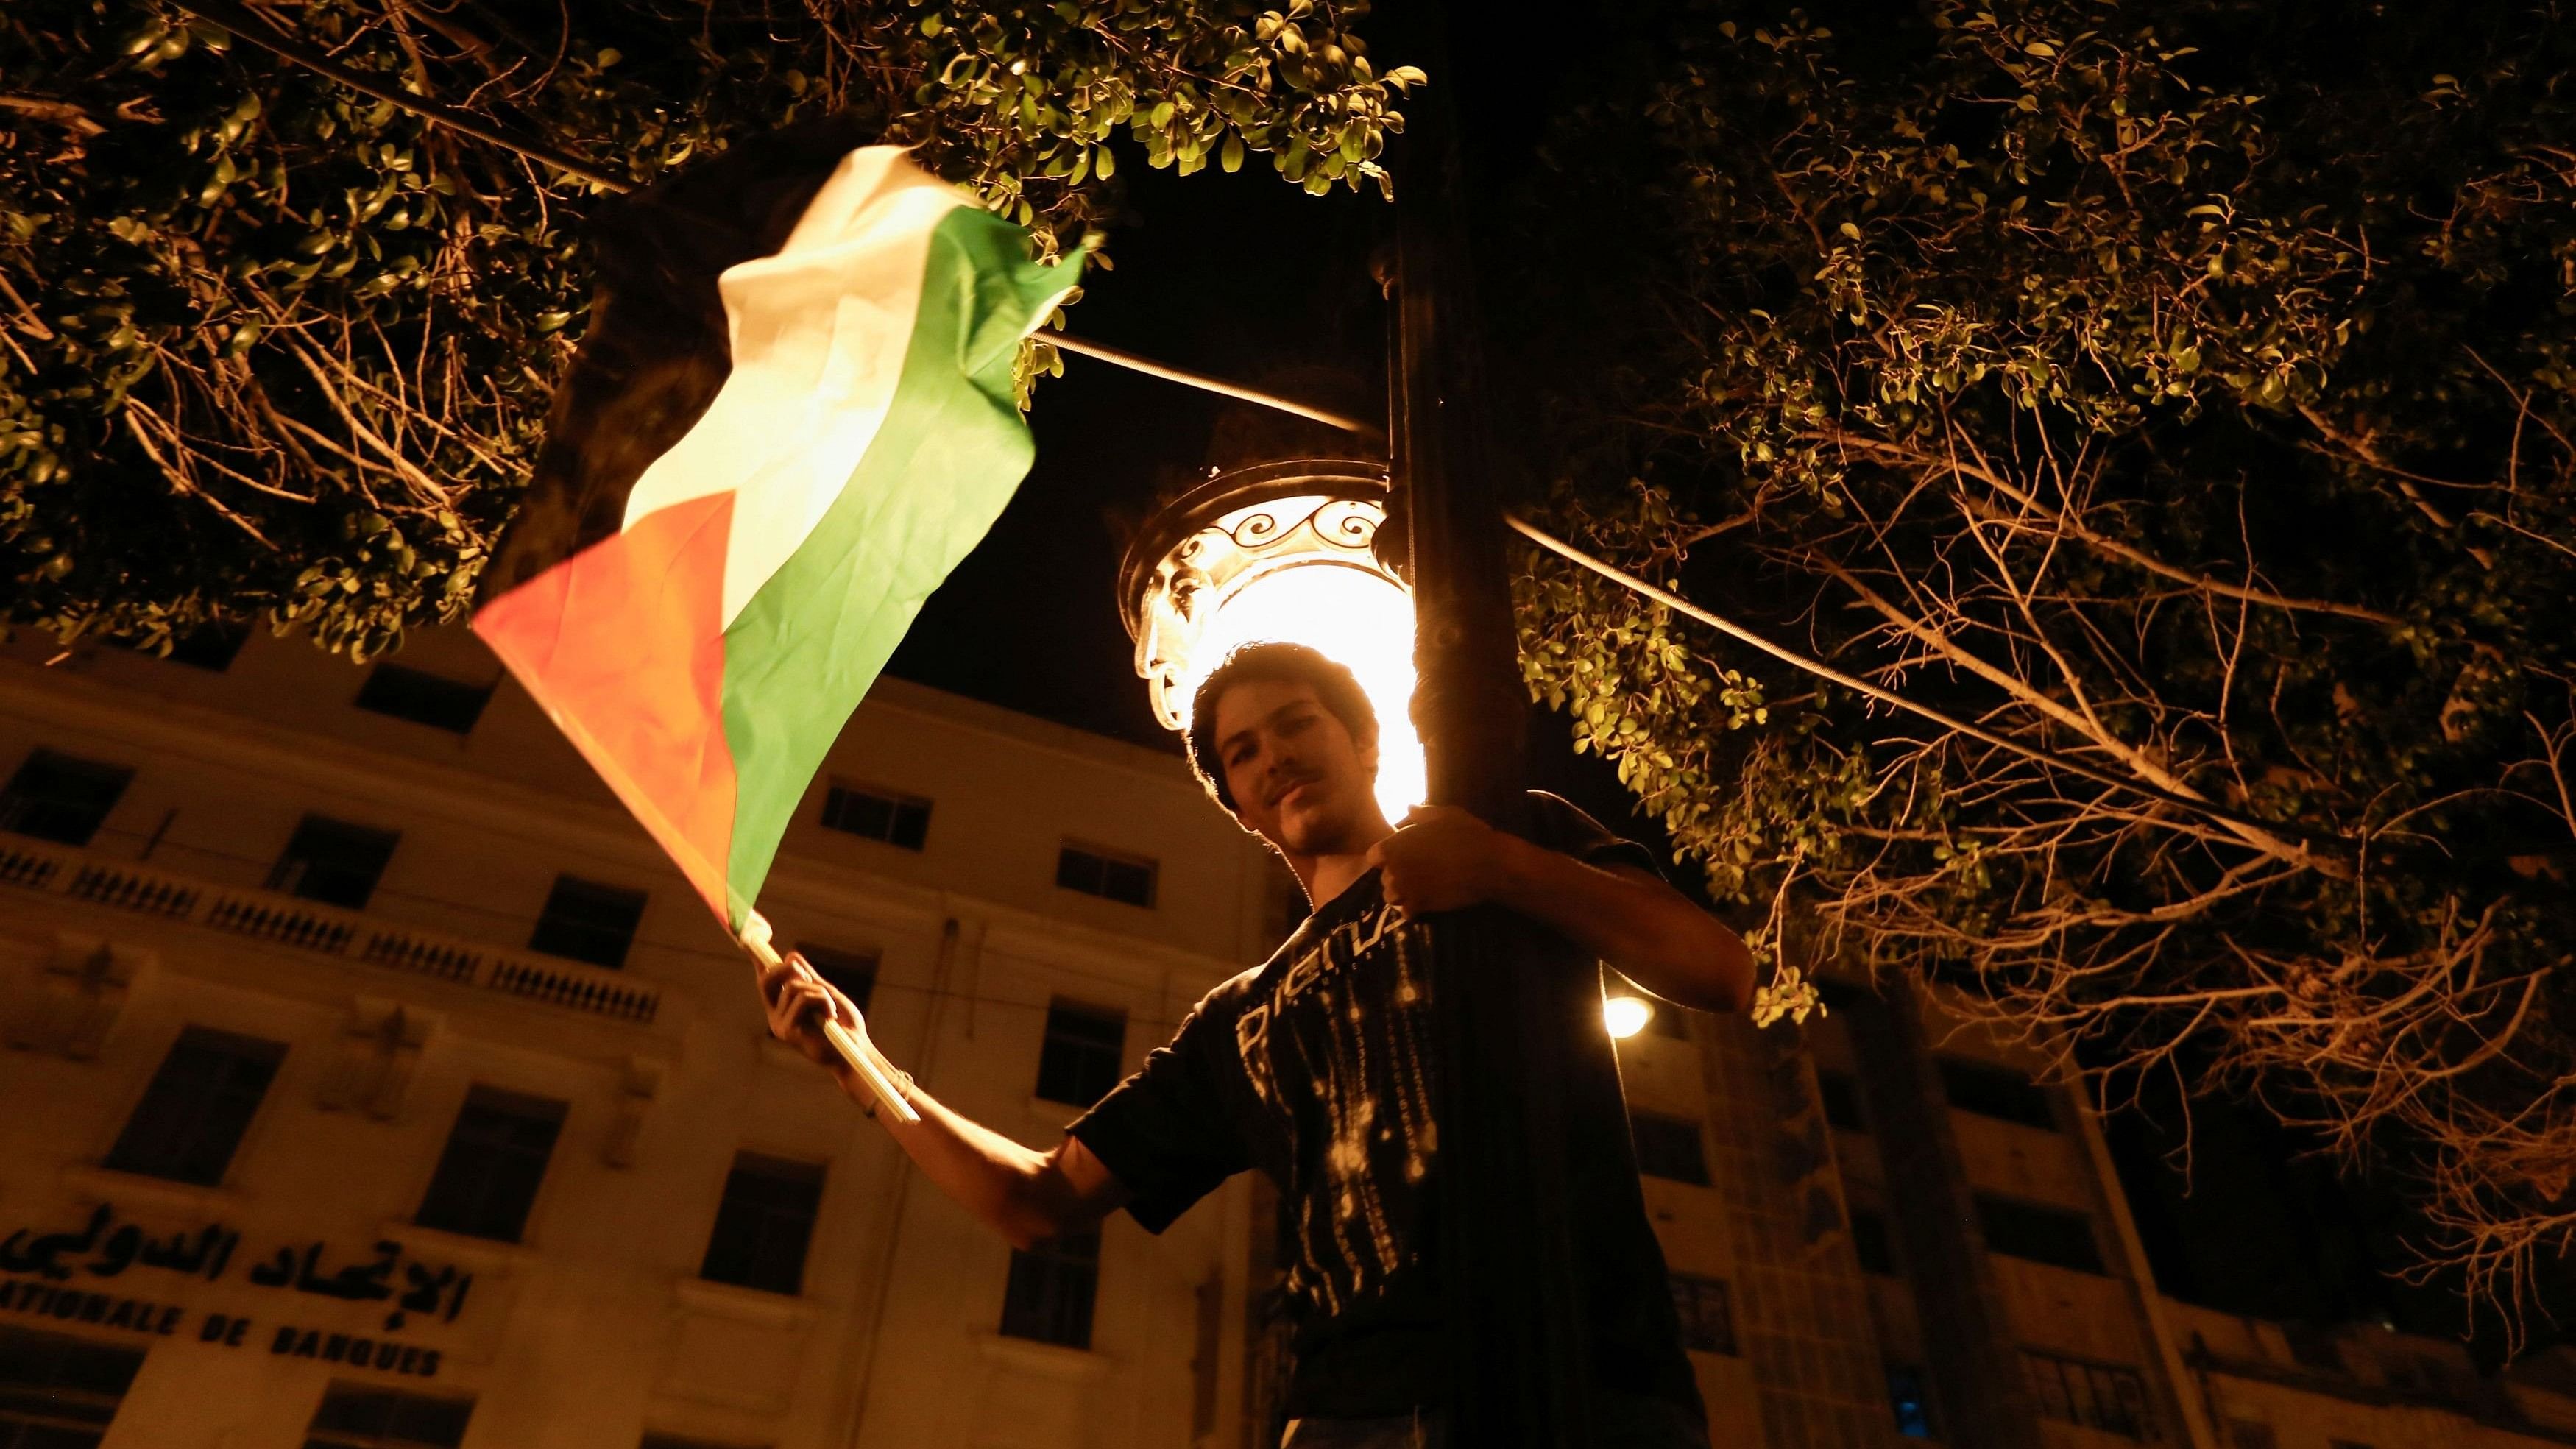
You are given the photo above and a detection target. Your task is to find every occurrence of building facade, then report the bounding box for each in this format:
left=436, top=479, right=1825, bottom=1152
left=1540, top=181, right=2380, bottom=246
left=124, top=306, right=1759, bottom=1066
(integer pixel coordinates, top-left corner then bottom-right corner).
left=7, top=624, right=2576, bottom=1449
left=1796, top=983, right=2576, bottom=1449
left=0, top=626, right=1286, bottom=1449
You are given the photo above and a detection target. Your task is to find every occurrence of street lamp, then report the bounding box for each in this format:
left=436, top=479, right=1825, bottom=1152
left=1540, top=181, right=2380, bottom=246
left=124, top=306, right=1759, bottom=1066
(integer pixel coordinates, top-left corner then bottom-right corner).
left=1119, top=458, right=1426, bottom=822
left=1602, top=994, right=1653, bottom=1040
left=1122, top=457, right=1653, bottom=1044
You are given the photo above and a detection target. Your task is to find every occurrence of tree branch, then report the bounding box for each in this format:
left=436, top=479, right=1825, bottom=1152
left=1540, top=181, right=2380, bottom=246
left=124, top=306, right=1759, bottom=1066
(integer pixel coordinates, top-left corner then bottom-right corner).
left=0, top=94, right=104, bottom=135
left=1815, top=558, right=2333, bottom=871
left=1509, top=514, right=2346, bottom=852
left=1807, top=428, right=2407, bottom=626
left=171, top=0, right=632, bottom=192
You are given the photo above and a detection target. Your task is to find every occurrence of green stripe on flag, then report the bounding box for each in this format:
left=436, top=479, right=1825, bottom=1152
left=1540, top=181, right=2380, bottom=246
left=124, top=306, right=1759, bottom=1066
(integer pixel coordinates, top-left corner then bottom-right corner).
left=715, top=207, right=1078, bottom=927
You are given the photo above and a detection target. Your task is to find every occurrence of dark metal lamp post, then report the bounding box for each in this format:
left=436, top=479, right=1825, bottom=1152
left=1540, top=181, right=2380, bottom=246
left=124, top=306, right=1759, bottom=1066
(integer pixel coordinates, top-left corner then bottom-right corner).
left=1114, top=4, right=1602, bottom=1436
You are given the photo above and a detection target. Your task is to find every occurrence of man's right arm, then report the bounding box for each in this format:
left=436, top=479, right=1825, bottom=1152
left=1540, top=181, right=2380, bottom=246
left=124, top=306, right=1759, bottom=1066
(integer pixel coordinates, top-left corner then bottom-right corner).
left=760, top=955, right=1130, bottom=1250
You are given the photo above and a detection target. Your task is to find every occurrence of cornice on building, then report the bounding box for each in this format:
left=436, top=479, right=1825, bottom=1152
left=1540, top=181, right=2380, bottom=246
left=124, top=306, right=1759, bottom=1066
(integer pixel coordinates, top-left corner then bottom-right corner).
left=1, top=834, right=687, bottom=1076
left=0, top=649, right=1263, bottom=999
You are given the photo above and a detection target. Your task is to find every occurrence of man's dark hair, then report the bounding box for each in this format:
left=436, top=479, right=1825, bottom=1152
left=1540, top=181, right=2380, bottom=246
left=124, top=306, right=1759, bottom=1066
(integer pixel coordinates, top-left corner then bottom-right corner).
left=1186, top=642, right=1379, bottom=814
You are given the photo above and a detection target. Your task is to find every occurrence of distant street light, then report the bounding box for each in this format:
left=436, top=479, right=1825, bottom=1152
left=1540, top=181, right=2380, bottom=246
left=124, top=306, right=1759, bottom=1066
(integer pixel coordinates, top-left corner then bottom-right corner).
left=1119, top=458, right=1426, bottom=822
left=1602, top=994, right=1654, bottom=1040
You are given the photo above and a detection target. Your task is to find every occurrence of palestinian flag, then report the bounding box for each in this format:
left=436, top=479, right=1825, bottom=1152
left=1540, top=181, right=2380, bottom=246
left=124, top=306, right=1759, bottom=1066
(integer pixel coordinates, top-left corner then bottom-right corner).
left=473, top=135, right=1080, bottom=932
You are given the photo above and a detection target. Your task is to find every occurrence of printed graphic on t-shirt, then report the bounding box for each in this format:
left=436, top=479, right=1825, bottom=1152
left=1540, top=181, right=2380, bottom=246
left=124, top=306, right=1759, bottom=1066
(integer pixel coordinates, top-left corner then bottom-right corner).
left=1067, top=791, right=1708, bottom=1423
left=1234, top=885, right=1439, bottom=1319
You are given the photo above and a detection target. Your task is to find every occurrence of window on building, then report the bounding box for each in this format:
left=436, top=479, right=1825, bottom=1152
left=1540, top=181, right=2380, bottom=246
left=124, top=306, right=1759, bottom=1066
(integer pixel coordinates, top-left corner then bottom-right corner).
left=999, top=1228, right=1100, bottom=1350
left=1886, top=1364, right=1936, bottom=1438
left=1850, top=1208, right=1898, bottom=1276
left=353, top=663, right=495, bottom=734
left=415, top=1087, right=565, bottom=1243
left=1816, top=1069, right=1867, bottom=1132
left=172, top=623, right=250, bottom=670
left=303, top=1383, right=475, bottom=1449
left=104, top=1027, right=286, bottom=1186
left=2022, top=1348, right=2151, bottom=1439
left=1938, top=1058, right=2059, bottom=1130
left=1666, top=1274, right=1735, bottom=1355
left=1976, top=1194, right=2104, bottom=1274
left=1034, top=1002, right=1126, bottom=1108
left=0, top=750, right=132, bottom=846
left=2227, top=1422, right=2279, bottom=1449
left=819, top=782, right=931, bottom=850
left=0, top=1323, right=146, bottom=1449
left=794, top=943, right=878, bottom=1016
left=526, top=875, right=646, bottom=969
left=1056, top=842, right=1157, bottom=908
left=699, top=1153, right=826, bottom=1296
left=266, top=815, right=402, bottom=910
left=1630, top=1111, right=1710, bottom=1186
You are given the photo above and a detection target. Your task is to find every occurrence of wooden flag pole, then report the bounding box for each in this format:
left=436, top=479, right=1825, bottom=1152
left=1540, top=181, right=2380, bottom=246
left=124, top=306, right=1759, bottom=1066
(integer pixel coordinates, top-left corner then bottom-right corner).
left=738, top=913, right=921, bottom=1124
left=1043, top=333, right=1386, bottom=441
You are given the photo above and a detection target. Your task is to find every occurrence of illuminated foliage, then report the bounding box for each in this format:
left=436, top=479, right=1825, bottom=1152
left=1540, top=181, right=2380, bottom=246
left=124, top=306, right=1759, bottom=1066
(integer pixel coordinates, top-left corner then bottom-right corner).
left=0, top=0, right=1416, bottom=657
left=1514, top=0, right=2576, bottom=1319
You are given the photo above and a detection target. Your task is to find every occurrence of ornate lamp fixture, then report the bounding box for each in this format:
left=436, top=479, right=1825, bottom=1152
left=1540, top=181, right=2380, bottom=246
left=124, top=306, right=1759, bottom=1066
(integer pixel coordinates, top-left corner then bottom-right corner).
left=1119, top=458, right=1426, bottom=821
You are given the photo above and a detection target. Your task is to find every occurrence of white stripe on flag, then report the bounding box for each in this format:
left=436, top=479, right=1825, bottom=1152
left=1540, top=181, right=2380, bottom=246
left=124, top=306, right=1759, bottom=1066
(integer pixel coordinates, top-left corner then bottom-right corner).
left=618, top=146, right=971, bottom=628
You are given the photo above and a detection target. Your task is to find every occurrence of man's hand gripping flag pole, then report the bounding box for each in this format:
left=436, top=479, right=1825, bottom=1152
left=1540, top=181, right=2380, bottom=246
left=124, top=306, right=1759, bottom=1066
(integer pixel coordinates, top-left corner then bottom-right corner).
left=738, top=913, right=921, bottom=1124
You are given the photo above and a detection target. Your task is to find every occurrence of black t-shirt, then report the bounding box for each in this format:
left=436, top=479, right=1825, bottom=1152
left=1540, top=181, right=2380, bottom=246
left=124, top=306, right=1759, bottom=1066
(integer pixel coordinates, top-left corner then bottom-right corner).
left=1069, top=792, right=1708, bottom=1422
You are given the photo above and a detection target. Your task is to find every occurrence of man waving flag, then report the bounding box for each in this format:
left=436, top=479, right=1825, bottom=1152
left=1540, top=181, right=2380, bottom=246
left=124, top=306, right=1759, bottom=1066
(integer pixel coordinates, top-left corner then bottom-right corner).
left=473, top=133, right=1080, bottom=936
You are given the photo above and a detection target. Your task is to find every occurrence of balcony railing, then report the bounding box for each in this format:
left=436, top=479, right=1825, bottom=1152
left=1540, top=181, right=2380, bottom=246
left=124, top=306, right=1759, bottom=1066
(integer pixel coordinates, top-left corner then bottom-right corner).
left=0, top=835, right=662, bottom=1027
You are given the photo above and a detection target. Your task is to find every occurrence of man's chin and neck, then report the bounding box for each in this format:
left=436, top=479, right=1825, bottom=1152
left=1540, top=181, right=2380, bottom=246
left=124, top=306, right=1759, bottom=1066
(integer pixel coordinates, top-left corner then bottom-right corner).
left=1284, top=795, right=1395, bottom=851
left=1256, top=801, right=1393, bottom=910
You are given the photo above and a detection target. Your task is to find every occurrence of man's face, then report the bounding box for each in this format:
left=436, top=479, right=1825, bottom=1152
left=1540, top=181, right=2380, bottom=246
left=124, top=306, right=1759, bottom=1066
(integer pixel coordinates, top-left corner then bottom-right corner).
left=1211, top=677, right=1383, bottom=857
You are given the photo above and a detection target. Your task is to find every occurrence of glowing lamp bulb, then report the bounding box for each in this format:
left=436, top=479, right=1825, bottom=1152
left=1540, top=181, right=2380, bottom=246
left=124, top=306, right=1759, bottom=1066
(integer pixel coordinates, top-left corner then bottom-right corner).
left=1125, top=474, right=1426, bottom=824
left=1177, top=562, right=1425, bottom=823
left=1604, top=995, right=1654, bottom=1040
